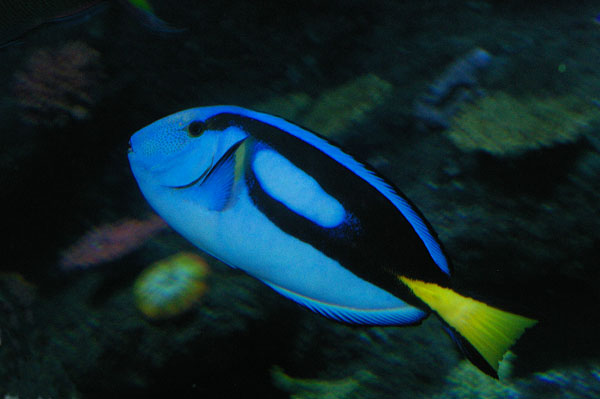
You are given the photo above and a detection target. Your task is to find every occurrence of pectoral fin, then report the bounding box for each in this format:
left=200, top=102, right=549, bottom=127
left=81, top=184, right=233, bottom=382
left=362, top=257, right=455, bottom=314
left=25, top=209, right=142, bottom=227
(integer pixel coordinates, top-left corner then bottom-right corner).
left=197, top=139, right=246, bottom=211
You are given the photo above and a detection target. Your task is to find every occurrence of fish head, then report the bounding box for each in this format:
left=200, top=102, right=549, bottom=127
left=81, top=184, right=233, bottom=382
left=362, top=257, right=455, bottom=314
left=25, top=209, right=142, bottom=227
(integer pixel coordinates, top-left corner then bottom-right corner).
left=128, top=106, right=248, bottom=214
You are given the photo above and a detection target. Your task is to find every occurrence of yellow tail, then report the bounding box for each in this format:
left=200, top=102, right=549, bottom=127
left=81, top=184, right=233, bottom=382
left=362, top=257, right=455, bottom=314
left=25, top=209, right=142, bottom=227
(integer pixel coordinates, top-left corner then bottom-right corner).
left=399, top=276, right=537, bottom=375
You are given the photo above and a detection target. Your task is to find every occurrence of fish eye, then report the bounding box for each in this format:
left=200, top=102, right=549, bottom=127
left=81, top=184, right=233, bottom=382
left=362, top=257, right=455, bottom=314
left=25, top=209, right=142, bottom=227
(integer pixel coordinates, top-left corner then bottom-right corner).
left=187, top=121, right=206, bottom=137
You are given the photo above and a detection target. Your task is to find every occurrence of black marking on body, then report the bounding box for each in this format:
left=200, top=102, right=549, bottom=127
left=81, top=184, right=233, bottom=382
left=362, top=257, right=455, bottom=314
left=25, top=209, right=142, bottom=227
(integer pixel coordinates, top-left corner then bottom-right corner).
left=203, top=112, right=452, bottom=309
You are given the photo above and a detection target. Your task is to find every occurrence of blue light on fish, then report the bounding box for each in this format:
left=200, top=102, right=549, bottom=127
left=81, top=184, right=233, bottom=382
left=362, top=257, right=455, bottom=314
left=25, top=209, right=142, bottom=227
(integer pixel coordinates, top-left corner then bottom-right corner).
left=128, top=105, right=537, bottom=378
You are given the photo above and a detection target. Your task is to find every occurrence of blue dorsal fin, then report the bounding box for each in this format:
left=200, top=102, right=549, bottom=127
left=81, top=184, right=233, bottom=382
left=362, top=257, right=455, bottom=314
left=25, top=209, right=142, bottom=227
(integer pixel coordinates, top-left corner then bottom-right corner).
left=213, top=106, right=450, bottom=275
left=263, top=280, right=427, bottom=326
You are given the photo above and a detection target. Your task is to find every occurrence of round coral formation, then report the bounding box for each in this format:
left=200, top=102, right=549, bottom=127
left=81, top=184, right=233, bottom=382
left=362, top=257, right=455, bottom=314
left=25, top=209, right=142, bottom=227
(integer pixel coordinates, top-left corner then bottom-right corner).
left=133, top=252, right=210, bottom=320
left=446, top=91, right=598, bottom=156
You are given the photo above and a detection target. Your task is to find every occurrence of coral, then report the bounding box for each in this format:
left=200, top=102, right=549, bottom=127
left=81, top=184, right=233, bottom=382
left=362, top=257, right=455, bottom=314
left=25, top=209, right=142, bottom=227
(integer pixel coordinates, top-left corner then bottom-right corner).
left=301, top=74, right=393, bottom=139
left=133, top=252, right=210, bottom=320
left=254, top=92, right=312, bottom=121
left=59, top=214, right=168, bottom=270
left=0, top=273, right=36, bottom=347
left=529, top=364, right=600, bottom=399
left=255, top=73, right=393, bottom=140
left=446, top=91, right=598, bottom=156
left=430, top=354, right=520, bottom=399
left=431, top=352, right=600, bottom=399
left=12, top=41, right=104, bottom=127
left=414, top=48, right=493, bottom=129
left=272, top=367, right=377, bottom=399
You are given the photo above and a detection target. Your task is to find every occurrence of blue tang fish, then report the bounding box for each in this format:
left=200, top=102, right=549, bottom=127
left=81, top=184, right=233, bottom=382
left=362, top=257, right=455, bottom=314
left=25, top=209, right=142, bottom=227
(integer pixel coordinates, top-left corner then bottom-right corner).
left=128, top=105, right=537, bottom=377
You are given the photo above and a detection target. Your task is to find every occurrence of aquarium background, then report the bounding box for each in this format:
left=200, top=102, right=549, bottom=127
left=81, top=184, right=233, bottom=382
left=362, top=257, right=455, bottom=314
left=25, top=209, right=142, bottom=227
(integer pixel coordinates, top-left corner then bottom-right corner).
left=1, top=0, right=599, bottom=398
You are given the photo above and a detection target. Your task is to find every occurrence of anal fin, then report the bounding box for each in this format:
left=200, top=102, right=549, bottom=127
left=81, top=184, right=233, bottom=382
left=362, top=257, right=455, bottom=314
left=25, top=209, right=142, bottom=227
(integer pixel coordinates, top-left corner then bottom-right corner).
left=264, top=280, right=427, bottom=326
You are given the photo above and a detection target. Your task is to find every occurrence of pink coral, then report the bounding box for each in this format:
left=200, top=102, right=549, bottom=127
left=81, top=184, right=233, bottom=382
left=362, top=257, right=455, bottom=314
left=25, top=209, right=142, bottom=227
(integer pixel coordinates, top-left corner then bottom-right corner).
left=59, top=214, right=168, bottom=270
left=12, top=41, right=104, bottom=127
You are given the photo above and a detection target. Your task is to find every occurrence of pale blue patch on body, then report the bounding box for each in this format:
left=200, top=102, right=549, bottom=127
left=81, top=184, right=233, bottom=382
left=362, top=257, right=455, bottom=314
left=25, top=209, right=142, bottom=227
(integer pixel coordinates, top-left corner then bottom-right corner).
left=252, top=148, right=346, bottom=228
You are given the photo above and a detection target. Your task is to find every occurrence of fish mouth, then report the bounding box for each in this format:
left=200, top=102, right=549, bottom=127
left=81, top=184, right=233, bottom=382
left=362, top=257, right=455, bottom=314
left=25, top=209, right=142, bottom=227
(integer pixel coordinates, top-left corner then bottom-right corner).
left=127, top=140, right=133, bottom=154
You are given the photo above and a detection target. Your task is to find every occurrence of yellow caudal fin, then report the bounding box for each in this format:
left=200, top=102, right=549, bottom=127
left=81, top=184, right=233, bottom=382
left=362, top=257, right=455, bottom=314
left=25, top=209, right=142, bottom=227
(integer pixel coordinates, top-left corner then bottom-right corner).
left=399, top=276, right=537, bottom=376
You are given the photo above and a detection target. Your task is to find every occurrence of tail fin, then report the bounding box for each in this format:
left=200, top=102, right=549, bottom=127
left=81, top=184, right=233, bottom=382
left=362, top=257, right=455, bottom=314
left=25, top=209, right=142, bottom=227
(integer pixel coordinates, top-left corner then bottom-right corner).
left=399, top=276, right=537, bottom=377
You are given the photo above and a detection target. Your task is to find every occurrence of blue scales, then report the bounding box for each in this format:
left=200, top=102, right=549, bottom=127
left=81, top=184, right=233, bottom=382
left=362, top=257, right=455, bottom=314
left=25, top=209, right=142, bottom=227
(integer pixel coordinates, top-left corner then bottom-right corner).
left=128, top=105, right=536, bottom=378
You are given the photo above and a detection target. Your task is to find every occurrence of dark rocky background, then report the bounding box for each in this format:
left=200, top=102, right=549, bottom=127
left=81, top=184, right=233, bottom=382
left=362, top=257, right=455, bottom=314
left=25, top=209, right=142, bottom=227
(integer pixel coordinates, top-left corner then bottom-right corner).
left=0, top=1, right=599, bottom=398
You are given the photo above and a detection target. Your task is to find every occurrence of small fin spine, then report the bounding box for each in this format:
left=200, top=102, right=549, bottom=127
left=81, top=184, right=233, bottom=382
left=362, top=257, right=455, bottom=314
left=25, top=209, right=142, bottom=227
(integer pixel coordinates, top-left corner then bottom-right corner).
left=234, top=140, right=248, bottom=184
left=399, top=276, right=537, bottom=374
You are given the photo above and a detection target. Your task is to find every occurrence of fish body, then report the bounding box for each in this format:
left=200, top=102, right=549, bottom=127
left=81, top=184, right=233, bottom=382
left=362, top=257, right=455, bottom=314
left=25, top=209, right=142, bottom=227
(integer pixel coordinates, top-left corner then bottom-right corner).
left=128, top=105, right=536, bottom=377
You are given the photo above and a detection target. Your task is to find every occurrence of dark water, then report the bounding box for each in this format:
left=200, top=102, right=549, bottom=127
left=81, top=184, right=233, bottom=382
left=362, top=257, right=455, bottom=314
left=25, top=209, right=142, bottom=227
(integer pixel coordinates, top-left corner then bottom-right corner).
left=1, top=1, right=599, bottom=398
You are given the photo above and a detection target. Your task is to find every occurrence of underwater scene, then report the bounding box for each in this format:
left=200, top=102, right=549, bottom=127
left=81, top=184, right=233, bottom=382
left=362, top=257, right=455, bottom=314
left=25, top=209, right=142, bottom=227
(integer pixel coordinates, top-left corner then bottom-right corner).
left=1, top=0, right=600, bottom=398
